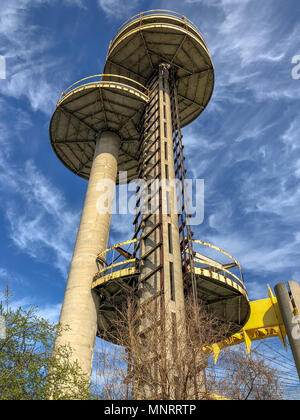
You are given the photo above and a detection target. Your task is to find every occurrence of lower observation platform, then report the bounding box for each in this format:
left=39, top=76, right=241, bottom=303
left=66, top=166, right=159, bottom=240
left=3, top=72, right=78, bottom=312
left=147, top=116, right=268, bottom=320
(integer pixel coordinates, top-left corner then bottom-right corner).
left=92, top=239, right=250, bottom=343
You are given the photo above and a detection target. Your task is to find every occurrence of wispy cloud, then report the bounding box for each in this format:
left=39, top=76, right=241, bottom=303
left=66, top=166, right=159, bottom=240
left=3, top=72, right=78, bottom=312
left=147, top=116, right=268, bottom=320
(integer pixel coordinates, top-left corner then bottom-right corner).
left=0, top=1, right=90, bottom=280
left=7, top=294, right=61, bottom=323
left=281, top=118, right=300, bottom=151
left=97, top=0, right=140, bottom=19
left=0, top=0, right=83, bottom=114
left=207, top=232, right=300, bottom=274
left=37, top=303, right=61, bottom=323
left=0, top=159, right=80, bottom=277
left=161, top=0, right=300, bottom=107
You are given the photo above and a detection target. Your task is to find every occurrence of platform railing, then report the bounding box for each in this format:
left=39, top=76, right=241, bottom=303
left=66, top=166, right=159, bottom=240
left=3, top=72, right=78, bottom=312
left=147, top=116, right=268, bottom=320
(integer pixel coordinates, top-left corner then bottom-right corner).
left=93, top=239, right=139, bottom=282
left=191, top=240, right=245, bottom=290
left=93, top=237, right=245, bottom=291
left=108, top=9, right=207, bottom=51
left=58, top=74, right=149, bottom=104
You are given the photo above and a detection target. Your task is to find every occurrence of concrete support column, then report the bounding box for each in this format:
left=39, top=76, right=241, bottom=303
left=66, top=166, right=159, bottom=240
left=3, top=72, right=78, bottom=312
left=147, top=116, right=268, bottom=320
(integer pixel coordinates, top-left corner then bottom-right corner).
left=159, top=64, right=186, bottom=399
left=159, top=64, right=185, bottom=320
left=274, top=281, right=300, bottom=380
left=55, top=131, right=120, bottom=377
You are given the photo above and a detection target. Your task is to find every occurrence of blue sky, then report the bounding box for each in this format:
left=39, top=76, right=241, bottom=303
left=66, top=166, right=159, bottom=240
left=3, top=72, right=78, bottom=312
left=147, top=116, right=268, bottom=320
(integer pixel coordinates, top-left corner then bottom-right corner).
left=0, top=0, right=300, bottom=389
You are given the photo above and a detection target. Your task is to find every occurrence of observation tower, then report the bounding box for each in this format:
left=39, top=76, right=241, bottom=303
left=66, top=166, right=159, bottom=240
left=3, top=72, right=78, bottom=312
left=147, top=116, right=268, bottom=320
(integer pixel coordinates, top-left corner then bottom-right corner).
left=50, top=10, right=251, bottom=388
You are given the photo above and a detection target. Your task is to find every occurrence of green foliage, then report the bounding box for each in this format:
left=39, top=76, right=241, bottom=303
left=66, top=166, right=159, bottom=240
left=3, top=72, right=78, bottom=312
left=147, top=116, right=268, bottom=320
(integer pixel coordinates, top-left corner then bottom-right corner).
left=0, top=288, right=91, bottom=400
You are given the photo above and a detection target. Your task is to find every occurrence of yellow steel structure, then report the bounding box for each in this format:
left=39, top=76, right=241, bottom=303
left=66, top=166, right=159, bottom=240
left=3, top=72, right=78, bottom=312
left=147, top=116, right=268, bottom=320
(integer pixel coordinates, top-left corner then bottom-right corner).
left=207, top=286, right=287, bottom=363
left=92, top=237, right=288, bottom=362
left=92, top=238, right=251, bottom=342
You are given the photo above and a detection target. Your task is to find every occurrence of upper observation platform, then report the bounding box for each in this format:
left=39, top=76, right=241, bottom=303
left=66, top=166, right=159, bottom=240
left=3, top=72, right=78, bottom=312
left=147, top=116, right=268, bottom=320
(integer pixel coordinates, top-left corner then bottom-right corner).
left=104, top=10, right=214, bottom=127
left=49, top=74, right=148, bottom=182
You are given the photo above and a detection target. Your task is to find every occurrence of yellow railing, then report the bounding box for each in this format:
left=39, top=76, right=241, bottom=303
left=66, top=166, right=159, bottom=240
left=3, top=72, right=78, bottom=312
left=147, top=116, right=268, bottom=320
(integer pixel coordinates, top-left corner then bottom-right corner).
left=118, top=9, right=203, bottom=33
left=58, top=74, right=149, bottom=104
left=192, top=240, right=245, bottom=290
left=94, top=239, right=139, bottom=282
left=109, top=9, right=207, bottom=50
left=93, top=238, right=245, bottom=291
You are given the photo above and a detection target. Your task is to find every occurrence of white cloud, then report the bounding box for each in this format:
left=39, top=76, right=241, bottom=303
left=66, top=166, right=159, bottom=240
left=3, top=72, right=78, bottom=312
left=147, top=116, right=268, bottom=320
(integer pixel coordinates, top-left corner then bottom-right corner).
left=246, top=281, right=269, bottom=300
left=8, top=295, right=61, bottom=323
left=160, top=0, right=300, bottom=106
left=0, top=159, right=80, bottom=277
left=0, top=99, right=32, bottom=158
left=206, top=232, right=300, bottom=276
left=0, top=268, right=10, bottom=284
left=209, top=200, right=232, bottom=230
left=234, top=121, right=278, bottom=144
left=282, top=119, right=300, bottom=151
left=0, top=3, right=84, bottom=278
left=203, top=0, right=286, bottom=68
left=2, top=67, right=61, bottom=115
left=0, top=0, right=82, bottom=114
left=37, top=303, right=61, bottom=323
left=241, top=116, right=300, bottom=224
left=97, top=0, right=139, bottom=19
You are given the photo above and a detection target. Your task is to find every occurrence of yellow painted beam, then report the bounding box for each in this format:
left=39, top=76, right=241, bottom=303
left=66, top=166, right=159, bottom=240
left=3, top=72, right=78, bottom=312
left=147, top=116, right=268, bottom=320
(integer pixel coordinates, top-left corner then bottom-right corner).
left=206, top=286, right=287, bottom=363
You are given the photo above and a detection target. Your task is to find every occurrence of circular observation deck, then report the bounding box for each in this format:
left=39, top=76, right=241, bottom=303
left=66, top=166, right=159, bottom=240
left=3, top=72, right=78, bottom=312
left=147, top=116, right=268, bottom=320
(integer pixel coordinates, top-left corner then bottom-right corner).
left=104, top=10, right=214, bottom=127
left=92, top=239, right=250, bottom=343
left=49, top=74, right=148, bottom=182
left=187, top=240, right=250, bottom=331
left=93, top=239, right=140, bottom=343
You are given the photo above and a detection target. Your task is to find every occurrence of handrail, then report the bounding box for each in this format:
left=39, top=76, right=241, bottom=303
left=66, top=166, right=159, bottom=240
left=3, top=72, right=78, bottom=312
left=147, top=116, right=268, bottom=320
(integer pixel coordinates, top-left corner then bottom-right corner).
left=59, top=74, right=148, bottom=103
left=111, top=10, right=205, bottom=44
left=193, top=257, right=244, bottom=290
left=94, top=258, right=136, bottom=278
left=193, top=240, right=241, bottom=270
left=94, top=239, right=139, bottom=282
left=192, top=240, right=245, bottom=287
left=93, top=238, right=244, bottom=289
left=96, top=239, right=138, bottom=261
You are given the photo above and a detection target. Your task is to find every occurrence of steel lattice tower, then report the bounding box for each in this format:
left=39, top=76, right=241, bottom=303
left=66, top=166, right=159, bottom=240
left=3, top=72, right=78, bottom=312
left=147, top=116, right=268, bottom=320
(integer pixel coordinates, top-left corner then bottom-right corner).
left=49, top=10, right=251, bottom=390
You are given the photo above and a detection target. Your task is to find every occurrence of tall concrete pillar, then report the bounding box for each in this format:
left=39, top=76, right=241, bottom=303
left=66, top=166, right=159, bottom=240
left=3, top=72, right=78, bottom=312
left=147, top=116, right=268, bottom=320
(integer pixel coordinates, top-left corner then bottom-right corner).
left=160, top=64, right=187, bottom=399
left=54, top=131, right=120, bottom=377
left=274, top=281, right=300, bottom=380
left=159, top=64, right=185, bottom=328
left=137, top=65, right=187, bottom=399
left=138, top=65, right=185, bottom=320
